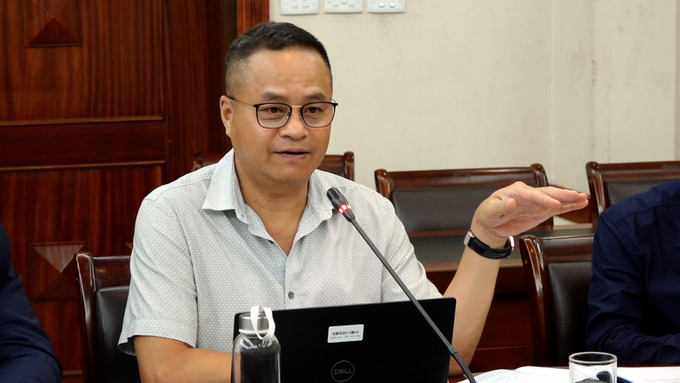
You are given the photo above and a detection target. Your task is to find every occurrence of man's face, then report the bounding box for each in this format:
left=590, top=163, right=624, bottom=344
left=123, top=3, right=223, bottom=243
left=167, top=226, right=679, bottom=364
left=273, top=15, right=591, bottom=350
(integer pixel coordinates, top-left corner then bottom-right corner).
left=220, top=48, right=332, bottom=190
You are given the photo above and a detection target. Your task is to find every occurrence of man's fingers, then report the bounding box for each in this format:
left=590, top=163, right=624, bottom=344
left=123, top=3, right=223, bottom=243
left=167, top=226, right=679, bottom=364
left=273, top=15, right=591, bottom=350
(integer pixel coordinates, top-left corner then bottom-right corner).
left=507, top=185, right=588, bottom=211
left=539, top=186, right=589, bottom=204
left=484, top=185, right=587, bottom=224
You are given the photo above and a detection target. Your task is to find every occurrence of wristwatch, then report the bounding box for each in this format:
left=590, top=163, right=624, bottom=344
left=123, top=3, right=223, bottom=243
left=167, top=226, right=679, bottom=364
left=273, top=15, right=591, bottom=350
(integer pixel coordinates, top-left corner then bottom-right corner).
left=463, top=230, right=514, bottom=259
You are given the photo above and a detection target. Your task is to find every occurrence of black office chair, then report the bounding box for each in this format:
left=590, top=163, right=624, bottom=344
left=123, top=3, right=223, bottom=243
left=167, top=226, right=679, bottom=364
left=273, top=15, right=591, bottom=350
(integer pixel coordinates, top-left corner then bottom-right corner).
left=75, top=252, right=141, bottom=383
left=519, top=234, right=594, bottom=366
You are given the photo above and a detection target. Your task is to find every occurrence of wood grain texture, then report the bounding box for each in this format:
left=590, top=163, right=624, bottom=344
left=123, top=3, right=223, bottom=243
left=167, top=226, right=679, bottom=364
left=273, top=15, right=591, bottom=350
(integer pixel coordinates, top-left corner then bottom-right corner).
left=235, top=0, right=269, bottom=35
left=163, top=0, right=220, bottom=181
left=32, top=300, right=84, bottom=374
left=1, top=0, right=163, bottom=122
left=23, top=0, right=82, bottom=46
left=0, top=164, right=162, bottom=273
left=0, top=1, right=266, bottom=380
left=0, top=164, right=163, bottom=378
left=0, top=121, right=165, bottom=168
left=209, top=0, right=235, bottom=155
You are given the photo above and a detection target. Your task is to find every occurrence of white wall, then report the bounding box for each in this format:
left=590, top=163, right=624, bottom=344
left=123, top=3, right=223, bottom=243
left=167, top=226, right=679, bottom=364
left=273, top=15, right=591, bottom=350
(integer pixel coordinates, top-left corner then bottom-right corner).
left=592, top=1, right=676, bottom=165
left=270, top=0, right=678, bottom=192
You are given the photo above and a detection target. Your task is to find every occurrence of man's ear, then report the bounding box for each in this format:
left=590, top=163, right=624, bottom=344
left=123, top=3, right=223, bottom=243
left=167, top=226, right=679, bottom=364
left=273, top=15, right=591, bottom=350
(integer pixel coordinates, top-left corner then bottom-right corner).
left=219, top=95, right=234, bottom=137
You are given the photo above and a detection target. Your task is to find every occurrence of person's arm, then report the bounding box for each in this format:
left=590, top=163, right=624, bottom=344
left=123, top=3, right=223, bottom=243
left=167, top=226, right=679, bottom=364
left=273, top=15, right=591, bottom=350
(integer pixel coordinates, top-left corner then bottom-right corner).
left=586, top=214, right=680, bottom=365
left=134, top=337, right=231, bottom=383
left=444, top=182, right=588, bottom=375
left=0, top=224, right=62, bottom=383
left=119, top=198, right=221, bottom=383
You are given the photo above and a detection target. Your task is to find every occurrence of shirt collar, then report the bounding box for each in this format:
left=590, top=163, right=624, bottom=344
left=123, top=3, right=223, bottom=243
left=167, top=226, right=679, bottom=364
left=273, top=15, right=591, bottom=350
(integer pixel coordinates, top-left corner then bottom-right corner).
left=201, top=150, right=246, bottom=214
left=307, top=170, right=335, bottom=221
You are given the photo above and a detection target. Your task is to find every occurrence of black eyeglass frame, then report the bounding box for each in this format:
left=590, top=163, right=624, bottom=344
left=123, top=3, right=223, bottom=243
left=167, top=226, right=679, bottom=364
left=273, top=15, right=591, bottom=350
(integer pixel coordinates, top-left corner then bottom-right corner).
left=227, top=96, right=338, bottom=129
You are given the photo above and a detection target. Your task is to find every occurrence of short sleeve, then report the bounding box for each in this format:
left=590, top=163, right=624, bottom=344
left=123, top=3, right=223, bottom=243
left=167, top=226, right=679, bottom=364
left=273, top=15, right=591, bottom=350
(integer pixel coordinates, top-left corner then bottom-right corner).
left=118, top=197, right=199, bottom=354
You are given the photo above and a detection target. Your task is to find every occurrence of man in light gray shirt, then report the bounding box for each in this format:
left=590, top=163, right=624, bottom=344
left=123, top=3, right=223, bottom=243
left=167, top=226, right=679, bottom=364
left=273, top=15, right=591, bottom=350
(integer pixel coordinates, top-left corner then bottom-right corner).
left=120, top=21, right=588, bottom=382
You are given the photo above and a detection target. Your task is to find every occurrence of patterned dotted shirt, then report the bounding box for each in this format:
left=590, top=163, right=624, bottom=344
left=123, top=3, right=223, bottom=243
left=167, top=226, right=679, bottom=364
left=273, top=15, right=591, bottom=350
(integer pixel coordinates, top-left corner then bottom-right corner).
left=119, top=150, right=440, bottom=354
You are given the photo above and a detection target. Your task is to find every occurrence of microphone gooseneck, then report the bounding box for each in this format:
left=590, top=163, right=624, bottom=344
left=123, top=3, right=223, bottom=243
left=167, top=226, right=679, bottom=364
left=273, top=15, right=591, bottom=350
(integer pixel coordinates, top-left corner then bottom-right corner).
left=326, top=187, right=477, bottom=383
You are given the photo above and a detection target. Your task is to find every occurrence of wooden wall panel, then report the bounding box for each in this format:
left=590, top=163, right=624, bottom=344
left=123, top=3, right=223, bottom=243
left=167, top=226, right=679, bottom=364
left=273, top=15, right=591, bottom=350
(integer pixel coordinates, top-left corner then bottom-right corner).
left=0, top=0, right=164, bottom=123
left=0, top=1, right=267, bottom=380
left=164, top=0, right=219, bottom=180
left=163, top=0, right=267, bottom=180
left=236, top=0, right=269, bottom=35
left=1, top=0, right=166, bottom=170
left=0, top=121, right=165, bottom=168
left=0, top=164, right=163, bottom=377
left=23, top=0, right=82, bottom=46
left=32, top=300, right=83, bottom=378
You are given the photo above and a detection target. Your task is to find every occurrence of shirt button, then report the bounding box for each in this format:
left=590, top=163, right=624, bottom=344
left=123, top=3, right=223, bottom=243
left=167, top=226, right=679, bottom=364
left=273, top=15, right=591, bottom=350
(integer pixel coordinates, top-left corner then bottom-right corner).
left=288, top=291, right=295, bottom=299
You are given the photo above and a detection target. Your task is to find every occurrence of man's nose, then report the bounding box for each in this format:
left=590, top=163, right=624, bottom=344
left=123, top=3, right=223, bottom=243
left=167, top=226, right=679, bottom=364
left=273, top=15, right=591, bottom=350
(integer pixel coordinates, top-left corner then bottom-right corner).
left=278, top=108, right=308, bottom=139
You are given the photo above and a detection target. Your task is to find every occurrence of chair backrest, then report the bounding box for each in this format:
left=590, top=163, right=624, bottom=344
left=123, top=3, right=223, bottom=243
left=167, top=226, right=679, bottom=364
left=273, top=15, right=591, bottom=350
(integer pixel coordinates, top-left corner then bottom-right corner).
left=519, top=234, right=594, bottom=367
left=192, top=151, right=355, bottom=180
left=374, top=164, right=552, bottom=233
left=586, top=161, right=680, bottom=225
left=75, top=252, right=141, bottom=383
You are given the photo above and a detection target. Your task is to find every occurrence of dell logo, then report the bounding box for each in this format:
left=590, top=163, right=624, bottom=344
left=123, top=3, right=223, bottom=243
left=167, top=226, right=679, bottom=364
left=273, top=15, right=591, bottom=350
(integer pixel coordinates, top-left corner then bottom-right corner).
left=330, top=360, right=355, bottom=382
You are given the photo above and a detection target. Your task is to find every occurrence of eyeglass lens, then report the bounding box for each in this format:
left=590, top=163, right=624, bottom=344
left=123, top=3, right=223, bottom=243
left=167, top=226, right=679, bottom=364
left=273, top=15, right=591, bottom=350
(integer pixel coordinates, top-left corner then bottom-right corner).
left=257, top=103, right=335, bottom=129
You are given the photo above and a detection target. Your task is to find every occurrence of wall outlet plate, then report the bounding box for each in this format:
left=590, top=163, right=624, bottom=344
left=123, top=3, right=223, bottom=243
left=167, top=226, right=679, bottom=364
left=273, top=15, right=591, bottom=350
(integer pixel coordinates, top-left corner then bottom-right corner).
left=367, top=0, right=405, bottom=13
left=324, top=0, right=363, bottom=14
left=281, top=0, right=320, bottom=15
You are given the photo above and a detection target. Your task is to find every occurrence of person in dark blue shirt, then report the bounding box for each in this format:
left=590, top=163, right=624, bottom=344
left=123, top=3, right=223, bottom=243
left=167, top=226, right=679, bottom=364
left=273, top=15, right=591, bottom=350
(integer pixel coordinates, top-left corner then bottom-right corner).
left=586, top=179, right=680, bottom=365
left=0, top=223, right=62, bottom=382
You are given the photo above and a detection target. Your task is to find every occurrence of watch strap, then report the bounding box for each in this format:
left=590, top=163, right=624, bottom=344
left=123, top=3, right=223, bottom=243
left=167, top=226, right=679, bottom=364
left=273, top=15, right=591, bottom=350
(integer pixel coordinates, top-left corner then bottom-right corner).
left=463, top=230, right=514, bottom=259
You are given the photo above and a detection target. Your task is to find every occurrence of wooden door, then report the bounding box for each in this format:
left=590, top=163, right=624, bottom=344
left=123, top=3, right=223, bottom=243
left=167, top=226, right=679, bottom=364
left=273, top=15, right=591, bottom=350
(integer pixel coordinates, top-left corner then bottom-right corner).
left=0, top=1, right=267, bottom=381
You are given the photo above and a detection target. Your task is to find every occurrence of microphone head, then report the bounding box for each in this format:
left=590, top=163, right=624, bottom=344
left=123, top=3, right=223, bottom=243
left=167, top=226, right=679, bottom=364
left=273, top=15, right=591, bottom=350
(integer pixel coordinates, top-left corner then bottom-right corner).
left=327, top=187, right=355, bottom=221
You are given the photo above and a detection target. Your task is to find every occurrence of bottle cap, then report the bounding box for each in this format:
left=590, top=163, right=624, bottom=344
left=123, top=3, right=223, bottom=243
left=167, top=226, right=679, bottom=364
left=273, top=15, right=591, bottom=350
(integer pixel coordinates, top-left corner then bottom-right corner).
left=238, top=311, right=270, bottom=334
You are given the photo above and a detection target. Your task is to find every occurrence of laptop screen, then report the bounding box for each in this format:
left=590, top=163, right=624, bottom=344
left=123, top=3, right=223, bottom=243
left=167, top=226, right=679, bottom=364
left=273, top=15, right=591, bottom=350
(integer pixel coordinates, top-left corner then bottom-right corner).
left=233, top=297, right=456, bottom=383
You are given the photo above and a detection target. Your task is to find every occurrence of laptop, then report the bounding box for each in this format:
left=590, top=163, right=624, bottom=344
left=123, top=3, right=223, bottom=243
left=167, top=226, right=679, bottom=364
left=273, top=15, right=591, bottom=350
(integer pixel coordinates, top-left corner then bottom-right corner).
left=233, top=297, right=456, bottom=383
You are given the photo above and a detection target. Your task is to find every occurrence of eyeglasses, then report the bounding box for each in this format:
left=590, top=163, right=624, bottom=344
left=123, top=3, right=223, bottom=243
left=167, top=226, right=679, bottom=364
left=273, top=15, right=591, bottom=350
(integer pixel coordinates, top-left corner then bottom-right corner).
left=227, top=96, right=338, bottom=129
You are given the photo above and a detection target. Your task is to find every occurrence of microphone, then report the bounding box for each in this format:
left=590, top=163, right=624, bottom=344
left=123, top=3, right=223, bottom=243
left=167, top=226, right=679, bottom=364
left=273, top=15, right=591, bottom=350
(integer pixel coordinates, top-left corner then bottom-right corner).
left=326, top=187, right=477, bottom=383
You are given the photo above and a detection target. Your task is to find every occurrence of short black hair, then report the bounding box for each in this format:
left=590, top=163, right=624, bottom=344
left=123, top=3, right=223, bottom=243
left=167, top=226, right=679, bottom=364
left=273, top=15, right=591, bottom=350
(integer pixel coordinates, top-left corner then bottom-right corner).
left=224, top=22, right=332, bottom=94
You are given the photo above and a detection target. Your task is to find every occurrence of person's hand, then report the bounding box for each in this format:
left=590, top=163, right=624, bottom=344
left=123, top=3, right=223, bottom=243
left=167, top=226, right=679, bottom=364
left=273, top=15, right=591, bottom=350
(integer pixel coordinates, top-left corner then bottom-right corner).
left=470, top=182, right=589, bottom=246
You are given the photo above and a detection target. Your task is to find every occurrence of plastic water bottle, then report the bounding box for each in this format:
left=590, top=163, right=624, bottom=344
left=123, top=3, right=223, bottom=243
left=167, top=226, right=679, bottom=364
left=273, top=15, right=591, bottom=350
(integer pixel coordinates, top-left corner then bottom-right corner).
left=231, top=306, right=281, bottom=383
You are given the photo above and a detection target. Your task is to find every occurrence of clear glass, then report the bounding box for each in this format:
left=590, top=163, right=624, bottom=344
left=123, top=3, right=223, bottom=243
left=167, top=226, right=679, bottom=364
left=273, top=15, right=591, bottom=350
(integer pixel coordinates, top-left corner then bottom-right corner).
left=569, top=351, right=617, bottom=383
left=227, top=96, right=338, bottom=129
left=231, top=332, right=281, bottom=383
